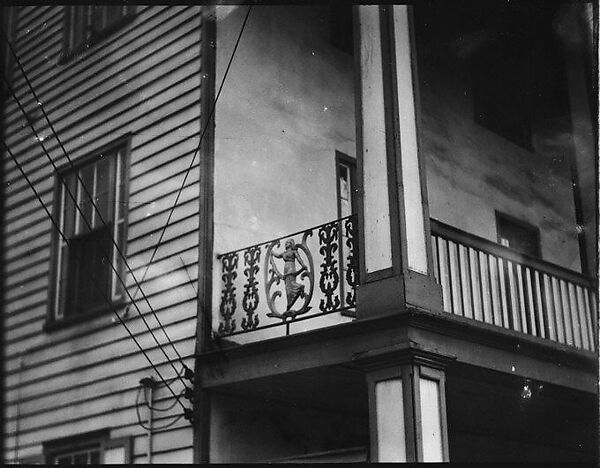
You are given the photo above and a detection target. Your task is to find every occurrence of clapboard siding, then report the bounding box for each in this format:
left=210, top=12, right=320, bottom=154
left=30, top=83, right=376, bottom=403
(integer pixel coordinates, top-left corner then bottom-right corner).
left=5, top=342, right=195, bottom=405
left=4, top=401, right=192, bottom=451
left=9, top=5, right=161, bottom=98
left=5, top=304, right=45, bottom=329
left=3, top=112, right=199, bottom=215
left=5, top=280, right=197, bottom=363
left=4, top=99, right=201, bottom=196
left=6, top=6, right=187, bottom=129
left=4, top=316, right=196, bottom=384
left=3, top=10, right=198, bottom=185
left=6, top=416, right=192, bottom=461
left=9, top=5, right=158, bottom=96
left=2, top=5, right=202, bottom=463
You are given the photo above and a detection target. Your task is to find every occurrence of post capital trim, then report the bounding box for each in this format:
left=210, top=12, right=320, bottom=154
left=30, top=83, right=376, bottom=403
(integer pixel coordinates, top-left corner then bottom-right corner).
left=351, top=340, right=456, bottom=374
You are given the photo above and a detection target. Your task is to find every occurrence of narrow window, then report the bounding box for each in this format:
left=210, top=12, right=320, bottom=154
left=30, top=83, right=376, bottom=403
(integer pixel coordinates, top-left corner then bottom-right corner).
left=336, top=151, right=357, bottom=315
left=51, top=144, right=128, bottom=323
left=336, top=151, right=357, bottom=219
left=496, top=212, right=540, bottom=258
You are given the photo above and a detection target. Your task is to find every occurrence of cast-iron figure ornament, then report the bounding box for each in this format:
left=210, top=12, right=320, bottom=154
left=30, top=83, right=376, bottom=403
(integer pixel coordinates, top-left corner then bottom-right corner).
left=264, top=234, right=314, bottom=321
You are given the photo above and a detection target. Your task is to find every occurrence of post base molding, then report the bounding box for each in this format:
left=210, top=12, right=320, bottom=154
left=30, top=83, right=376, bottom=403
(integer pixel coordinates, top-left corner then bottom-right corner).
left=356, top=275, right=405, bottom=320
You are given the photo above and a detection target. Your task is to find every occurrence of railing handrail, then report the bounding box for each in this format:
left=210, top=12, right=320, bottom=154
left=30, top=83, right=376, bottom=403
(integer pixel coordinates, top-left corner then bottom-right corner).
left=216, top=214, right=356, bottom=259
left=430, top=219, right=594, bottom=289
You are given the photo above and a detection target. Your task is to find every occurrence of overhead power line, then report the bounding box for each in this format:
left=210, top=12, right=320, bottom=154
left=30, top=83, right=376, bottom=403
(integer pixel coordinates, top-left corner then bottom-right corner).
left=1, top=138, right=188, bottom=413
left=1, top=73, right=189, bottom=390
left=0, top=26, right=190, bottom=382
left=130, top=5, right=252, bottom=302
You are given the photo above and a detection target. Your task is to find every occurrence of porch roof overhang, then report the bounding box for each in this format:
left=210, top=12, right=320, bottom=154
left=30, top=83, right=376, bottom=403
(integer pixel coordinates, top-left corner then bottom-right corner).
left=197, top=307, right=597, bottom=394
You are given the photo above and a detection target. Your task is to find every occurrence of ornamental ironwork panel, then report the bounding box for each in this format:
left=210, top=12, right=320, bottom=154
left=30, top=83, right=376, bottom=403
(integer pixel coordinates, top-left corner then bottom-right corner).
left=216, top=215, right=358, bottom=337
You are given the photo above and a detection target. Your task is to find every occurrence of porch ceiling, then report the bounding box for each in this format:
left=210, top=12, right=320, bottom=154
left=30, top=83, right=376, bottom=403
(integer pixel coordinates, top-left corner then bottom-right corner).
left=208, top=364, right=368, bottom=416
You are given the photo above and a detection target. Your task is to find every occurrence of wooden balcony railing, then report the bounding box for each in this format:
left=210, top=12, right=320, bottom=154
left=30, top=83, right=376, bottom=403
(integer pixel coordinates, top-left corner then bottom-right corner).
left=216, top=215, right=358, bottom=337
left=431, top=220, right=597, bottom=351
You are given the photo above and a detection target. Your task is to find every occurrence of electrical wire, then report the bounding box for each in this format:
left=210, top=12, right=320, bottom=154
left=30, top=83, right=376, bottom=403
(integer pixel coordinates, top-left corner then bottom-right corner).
left=135, top=387, right=185, bottom=431
left=129, top=5, right=252, bottom=304
left=1, top=138, right=188, bottom=412
left=0, top=26, right=189, bottom=377
left=143, top=386, right=184, bottom=412
left=1, top=73, right=189, bottom=390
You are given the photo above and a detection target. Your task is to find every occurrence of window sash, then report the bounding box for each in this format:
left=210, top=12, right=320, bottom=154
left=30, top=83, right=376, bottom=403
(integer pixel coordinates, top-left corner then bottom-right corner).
left=52, top=147, right=127, bottom=320
left=45, top=434, right=131, bottom=464
left=63, top=5, right=135, bottom=57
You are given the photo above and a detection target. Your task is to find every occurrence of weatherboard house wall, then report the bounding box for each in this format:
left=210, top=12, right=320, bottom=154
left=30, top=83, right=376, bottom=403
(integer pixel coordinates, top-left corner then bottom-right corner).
left=2, top=6, right=201, bottom=463
left=0, top=3, right=597, bottom=465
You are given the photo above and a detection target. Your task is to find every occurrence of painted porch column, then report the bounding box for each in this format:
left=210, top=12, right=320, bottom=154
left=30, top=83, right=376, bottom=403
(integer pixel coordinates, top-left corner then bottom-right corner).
left=355, top=5, right=441, bottom=318
left=364, top=351, right=451, bottom=462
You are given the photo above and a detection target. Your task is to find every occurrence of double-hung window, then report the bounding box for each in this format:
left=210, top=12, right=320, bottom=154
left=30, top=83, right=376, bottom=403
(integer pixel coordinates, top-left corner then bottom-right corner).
left=61, top=5, right=136, bottom=62
left=43, top=431, right=131, bottom=464
left=50, top=143, right=128, bottom=323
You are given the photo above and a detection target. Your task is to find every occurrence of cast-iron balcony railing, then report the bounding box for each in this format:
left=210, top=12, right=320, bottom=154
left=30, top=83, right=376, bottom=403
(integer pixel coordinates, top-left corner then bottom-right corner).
left=431, top=219, right=598, bottom=351
left=216, top=215, right=358, bottom=337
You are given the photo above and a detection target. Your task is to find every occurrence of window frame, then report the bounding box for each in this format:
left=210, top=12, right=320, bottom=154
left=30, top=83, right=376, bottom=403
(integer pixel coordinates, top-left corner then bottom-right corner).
left=43, top=430, right=132, bottom=464
left=336, top=151, right=357, bottom=318
left=495, top=210, right=541, bottom=259
left=46, top=135, right=131, bottom=330
left=59, top=5, right=136, bottom=65
left=335, top=150, right=357, bottom=220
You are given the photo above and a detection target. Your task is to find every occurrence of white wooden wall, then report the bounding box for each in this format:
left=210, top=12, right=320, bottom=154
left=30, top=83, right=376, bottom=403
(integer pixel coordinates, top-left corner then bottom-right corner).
left=3, top=5, right=202, bottom=463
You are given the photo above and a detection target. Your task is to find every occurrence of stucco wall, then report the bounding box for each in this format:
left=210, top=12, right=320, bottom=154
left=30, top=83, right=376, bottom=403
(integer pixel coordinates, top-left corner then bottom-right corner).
left=213, top=5, right=355, bottom=254
left=415, top=22, right=582, bottom=272
left=212, top=5, right=356, bottom=337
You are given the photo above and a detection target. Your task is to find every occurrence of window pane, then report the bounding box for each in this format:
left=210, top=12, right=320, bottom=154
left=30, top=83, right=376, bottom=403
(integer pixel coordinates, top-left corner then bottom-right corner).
left=112, top=221, right=124, bottom=300
left=115, top=149, right=126, bottom=223
left=62, top=173, right=77, bottom=238
left=89, top=449, right=100, bottom=464
left=78, top=165, right=95, bottom=235
left=58, top=245, right=70, bottom=317
left=95, top=156, right=111, bottom=227
left=104, top=446, right=125, bottom=464
left=66, top=226, right=112, bottom=314
left=73, top=453, right=88, bottom=465
left=55, top=455, right=71, bottom=464
left=72, top=6, right=88, bottom=48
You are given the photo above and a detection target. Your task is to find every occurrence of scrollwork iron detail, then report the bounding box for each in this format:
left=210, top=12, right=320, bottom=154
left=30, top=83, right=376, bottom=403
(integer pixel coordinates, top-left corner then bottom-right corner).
left=241, top=245, right=261, bottom=330
left=217, top=252, right=238, bottom=336
left=264, top=231, right=314, bottom=321
left=344, top=216, right=358, bottom=307
left=318, top=222, right=340, bottom=312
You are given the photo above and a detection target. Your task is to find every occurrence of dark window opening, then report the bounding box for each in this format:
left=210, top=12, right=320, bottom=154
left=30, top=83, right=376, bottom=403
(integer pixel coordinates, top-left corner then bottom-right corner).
left=60, top=5, right=136, bottom=63
left=496, top=212, right=541, bottom=258
left=472, top=39, right=534, bottom=150
left=330, top=4, right=354, bottom=55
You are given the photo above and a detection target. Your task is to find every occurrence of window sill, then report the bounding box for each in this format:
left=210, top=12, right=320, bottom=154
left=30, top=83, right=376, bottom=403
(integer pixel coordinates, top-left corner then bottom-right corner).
left=44, top=301, right=127, bottom=332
